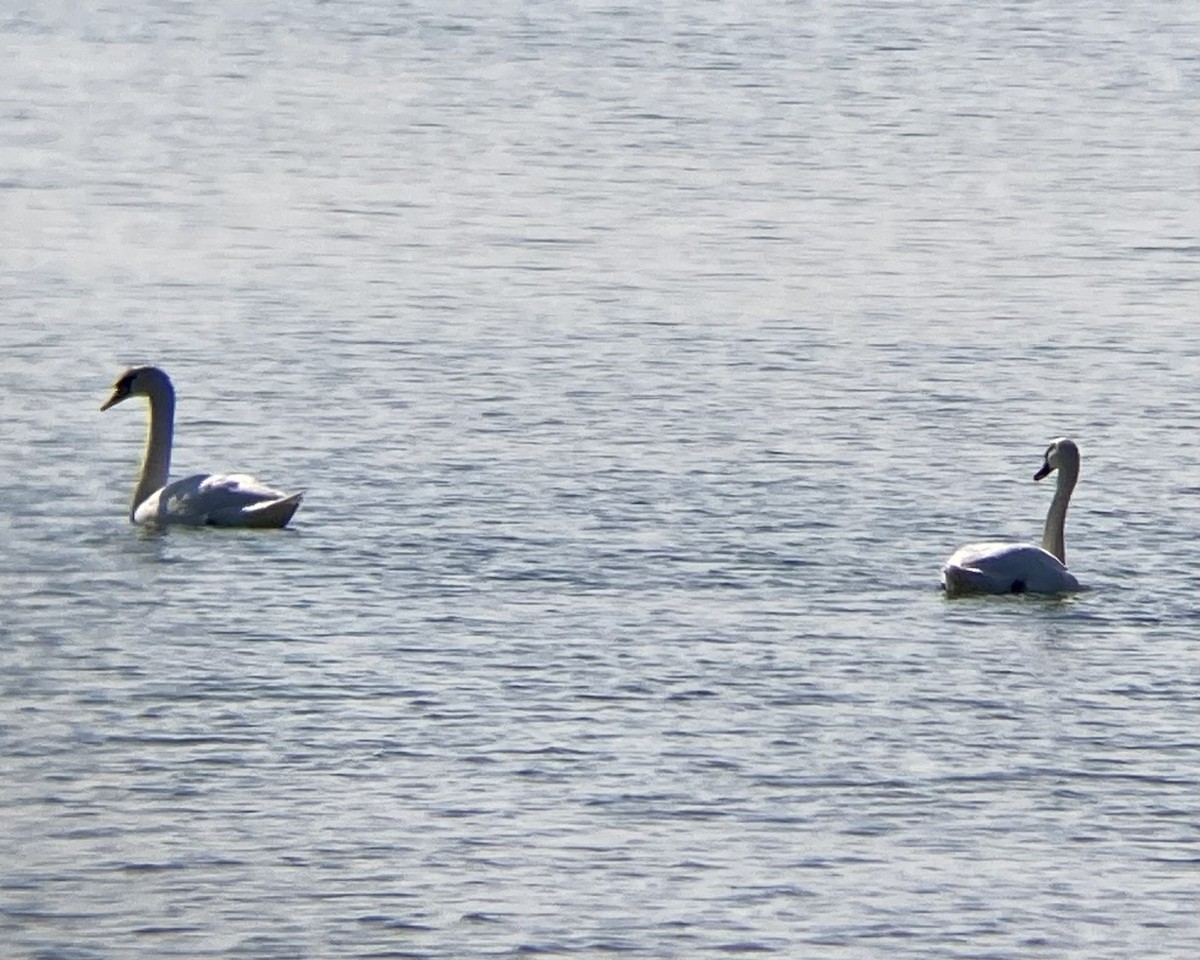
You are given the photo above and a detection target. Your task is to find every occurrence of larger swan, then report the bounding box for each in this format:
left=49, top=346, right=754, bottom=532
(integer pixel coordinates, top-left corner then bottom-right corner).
left=941, top=438, right=1082, bottom=596
left=101, top=366, right=302, bottom=528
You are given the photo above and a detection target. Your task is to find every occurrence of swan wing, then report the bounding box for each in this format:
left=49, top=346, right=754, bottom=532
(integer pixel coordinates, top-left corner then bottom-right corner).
left=133, top=473, right=302, bottom=528
left=942, top=541, right=1080, bottom=596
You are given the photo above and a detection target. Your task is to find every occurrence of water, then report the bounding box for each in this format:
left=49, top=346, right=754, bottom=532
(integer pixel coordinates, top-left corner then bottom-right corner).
left=2, top=1, right=1198, bottom=957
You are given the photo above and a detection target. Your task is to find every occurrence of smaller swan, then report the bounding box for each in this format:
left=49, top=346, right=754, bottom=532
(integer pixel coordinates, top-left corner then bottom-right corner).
left=942, top=438, right=1082, bottom=597
left=102, top=366, right=302, bottom=528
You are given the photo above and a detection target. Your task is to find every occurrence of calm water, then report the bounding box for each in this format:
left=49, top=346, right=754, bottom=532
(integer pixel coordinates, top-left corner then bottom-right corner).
left=2, top=1, right=1198, bottom=957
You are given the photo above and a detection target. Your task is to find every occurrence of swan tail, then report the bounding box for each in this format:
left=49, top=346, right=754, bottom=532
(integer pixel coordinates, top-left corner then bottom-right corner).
left=243, top=492, right=303, bottom=528
left=942, top=563, right=1001, bottom=598
left=210, top=492, right=303, bottom=529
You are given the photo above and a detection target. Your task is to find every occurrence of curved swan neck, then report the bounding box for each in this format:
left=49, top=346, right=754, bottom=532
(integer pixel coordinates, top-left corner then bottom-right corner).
left=1041, top=457, right=1078, bottom=565
left=133, top=373, right=175, bottom=518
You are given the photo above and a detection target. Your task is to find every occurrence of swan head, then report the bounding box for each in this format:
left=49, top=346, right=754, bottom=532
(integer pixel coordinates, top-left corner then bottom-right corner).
left=101, top=366, right=173, bottom=411
left=1033, top=437, right=1080, bottom=482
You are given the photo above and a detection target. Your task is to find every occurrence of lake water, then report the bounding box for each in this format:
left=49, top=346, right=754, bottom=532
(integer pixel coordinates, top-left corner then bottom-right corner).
left=2, top=1, right=1198, bottom=957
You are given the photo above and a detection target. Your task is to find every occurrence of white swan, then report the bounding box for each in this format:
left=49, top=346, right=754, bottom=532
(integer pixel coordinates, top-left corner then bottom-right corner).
left=101, top=366, right=303, bottom=528
left=941, top=438, right=1082, bottom=596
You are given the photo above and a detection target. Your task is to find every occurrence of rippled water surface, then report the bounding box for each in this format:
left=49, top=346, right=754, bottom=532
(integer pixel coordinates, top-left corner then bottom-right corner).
left=2, top=2, right=1198, bottom=958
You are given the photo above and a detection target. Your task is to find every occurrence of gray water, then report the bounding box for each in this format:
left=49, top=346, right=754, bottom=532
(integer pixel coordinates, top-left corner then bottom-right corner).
left=2, top=2, right=1198, bottom=958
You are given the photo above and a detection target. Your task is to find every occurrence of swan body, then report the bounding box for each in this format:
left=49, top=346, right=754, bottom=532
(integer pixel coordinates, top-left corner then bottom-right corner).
left=941, top=438, right=1082, bottom=597
left=102, top=366, right=302, bottom=528
left=942, top=541, right=1079, bottom=596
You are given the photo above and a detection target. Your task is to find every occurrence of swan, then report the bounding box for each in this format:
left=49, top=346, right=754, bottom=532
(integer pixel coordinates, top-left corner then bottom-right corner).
left=101, top=366, right=302, bottom=528
left=941, top=438, right=1082, bottom=597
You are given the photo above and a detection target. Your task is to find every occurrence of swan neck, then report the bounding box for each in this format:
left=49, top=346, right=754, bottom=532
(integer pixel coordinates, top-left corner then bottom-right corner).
left=133, top=379, right=175, bottom=518
left=1041, top=460, right=1078, bottom=565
